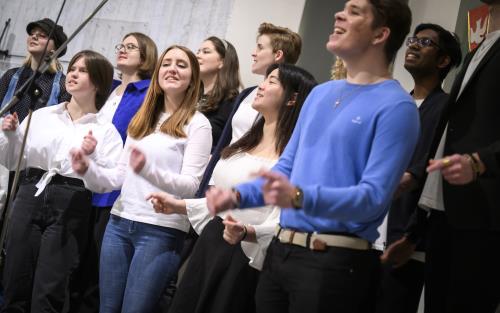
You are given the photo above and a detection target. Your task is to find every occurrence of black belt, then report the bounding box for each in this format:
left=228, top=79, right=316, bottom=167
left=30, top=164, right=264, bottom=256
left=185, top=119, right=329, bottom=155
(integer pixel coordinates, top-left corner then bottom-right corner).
left=21, top=167, right=84, bottom=187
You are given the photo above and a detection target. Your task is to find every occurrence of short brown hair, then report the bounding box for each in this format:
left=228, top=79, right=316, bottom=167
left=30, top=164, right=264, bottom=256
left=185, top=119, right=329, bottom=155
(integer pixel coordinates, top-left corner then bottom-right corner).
left=122, top=32, right=158, bottom=79
left=257, top=22, right=302, bottom=64
left=67, top=50, right=113, bottom=110
left=368, top=0, right=412, bottom=64
left=128, top=45, right=201, bottom=139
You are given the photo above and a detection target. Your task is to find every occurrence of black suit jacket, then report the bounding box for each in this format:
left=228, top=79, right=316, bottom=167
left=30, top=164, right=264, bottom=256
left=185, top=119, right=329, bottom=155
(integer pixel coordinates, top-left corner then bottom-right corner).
left=430, top=37, right=500, bottom=231
left=195, top=86, right=257, bottom=198
left=387, top=87, right=448, bottom=249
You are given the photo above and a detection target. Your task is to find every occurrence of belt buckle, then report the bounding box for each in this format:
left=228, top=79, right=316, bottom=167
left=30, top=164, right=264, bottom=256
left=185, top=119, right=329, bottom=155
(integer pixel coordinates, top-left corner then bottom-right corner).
left=310, top=234, right=327, bottom=251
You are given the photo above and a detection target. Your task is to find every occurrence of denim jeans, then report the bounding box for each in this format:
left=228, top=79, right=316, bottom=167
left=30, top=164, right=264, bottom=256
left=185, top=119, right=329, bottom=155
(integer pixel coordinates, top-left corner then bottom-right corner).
left=99, top=215, right=185, bottom=313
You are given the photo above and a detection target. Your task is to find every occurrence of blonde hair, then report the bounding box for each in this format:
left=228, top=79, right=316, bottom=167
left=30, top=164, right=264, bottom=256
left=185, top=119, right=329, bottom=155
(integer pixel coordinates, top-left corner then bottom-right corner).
left=128, top=45, right=201, bottom=139
left=330, top=56, right=347, bottom=80
left=23, top=55, right=61, bottom=73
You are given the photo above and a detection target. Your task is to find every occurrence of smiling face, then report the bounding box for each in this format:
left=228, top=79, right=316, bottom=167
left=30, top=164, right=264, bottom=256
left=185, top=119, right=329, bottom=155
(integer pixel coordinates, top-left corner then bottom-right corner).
left=158, top=48, right=192, bottom=96
left=116, top=35, right=142, bottom=73
left=251, top=34, right=277, bottom=75
left=404, top=28, right=443, bottom=78
left=196, top=40, right=223, bottom=77
left=252, top=68, right=285, bottom=115
left=65, top=56, right=96, bottom=98
left=326, top=0, right=377, bottom=60
left=26, top=26, right=56, bottom=56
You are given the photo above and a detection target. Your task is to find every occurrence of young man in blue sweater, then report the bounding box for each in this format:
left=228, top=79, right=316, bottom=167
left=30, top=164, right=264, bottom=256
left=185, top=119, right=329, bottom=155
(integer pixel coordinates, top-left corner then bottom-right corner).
left=208, top=0, right=419, bottom=312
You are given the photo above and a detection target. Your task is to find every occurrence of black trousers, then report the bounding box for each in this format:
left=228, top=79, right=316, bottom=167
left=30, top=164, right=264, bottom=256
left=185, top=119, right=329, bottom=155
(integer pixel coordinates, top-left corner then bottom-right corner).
left=425, top=210, right=500, bottom=313
left=375, top=258, right=424, bottom=313
left=69, top=205, right=111, bottom=313
left=255, top=238, right=380, bottom=313
left=1, top=176, right=92, bottom=313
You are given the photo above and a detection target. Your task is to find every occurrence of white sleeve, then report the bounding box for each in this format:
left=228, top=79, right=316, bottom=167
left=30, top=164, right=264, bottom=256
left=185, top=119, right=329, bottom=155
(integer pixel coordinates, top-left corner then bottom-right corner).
left=139, top=120, right=212, bottom=198
left=0, top=117, right=26, bottom=170
left=252, top=206, right=280, bottom=246
left=81, top=127, right=127, bottom=193
left=185, top=197, right=213, bottom=235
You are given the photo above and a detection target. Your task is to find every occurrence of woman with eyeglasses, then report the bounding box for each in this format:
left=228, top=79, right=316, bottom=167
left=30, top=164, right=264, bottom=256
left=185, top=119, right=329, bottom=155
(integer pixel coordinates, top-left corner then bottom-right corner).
left=70, top=32, right=158, bottom=312
left=70, top=45, right=212, bottom=313
left=196, top=36, right=241, bottom=150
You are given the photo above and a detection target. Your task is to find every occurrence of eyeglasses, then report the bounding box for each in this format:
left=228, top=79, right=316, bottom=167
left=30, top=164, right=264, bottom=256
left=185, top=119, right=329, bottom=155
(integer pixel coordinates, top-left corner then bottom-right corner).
left=114, top=43, right=139, bottom=53
left=29, top=31, right=48, bottom=40
left=406, top=36, right=440, bottom=49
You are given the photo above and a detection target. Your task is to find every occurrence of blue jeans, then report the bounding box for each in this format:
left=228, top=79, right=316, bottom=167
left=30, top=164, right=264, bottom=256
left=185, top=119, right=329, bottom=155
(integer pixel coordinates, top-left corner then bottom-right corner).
left=99, top=215, right=185, bottom=313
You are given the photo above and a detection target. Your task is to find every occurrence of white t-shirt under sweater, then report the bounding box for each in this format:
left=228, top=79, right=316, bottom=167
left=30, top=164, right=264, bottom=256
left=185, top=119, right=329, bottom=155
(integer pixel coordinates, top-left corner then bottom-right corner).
left=230, top=88, right=259, bottom=143
left=185, top=152, right=279, bottom=270
left=0, top=102, right=123, bottom=196
left=83, top=111, right=212, bottom=232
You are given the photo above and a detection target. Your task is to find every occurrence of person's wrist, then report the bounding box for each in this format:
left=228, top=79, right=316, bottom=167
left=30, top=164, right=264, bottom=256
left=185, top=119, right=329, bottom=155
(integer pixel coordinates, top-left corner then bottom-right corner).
left=291, top=185, right=304, bottom=209
left=231, top=188, right=241, bottom=208
left=464, top=153, right=481, bottom=180
left=240, top=224, right=248, bottom=242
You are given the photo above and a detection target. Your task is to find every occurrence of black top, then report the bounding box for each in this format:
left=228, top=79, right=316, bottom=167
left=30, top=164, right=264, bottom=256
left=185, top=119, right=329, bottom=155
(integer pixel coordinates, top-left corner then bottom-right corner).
left=199, top=96, right=235, bottom=151
left=0, top=66, right=71, bottom=122
left=195, top=86, right=257, bottom=198
left=387, top=87, right=448, bottom=250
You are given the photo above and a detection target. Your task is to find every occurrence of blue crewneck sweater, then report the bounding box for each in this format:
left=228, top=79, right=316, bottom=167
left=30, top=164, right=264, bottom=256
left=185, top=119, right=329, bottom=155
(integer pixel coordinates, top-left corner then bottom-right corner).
left=237, top=79, right=420, bottom=242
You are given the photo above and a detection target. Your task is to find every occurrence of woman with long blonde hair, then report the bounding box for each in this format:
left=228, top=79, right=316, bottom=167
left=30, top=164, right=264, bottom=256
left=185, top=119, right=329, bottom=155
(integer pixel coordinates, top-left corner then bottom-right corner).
left=71, top=45, right=212, bottom=312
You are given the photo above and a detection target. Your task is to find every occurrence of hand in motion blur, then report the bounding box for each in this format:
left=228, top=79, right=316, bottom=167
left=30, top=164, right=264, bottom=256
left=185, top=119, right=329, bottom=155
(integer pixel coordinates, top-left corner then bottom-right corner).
left=70, top=148, right=90, bottom=176
left=146, top=191, right=186, bottom=215
left=1, top=112, right=19, bottom=131
left=81, top=130, right=97, bottom=155
left=129, top=146, right=146, bottom=173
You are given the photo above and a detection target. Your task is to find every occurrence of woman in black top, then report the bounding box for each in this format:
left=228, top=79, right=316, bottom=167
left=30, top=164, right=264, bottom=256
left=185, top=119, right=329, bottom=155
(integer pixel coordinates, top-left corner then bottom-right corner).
left=196, top=36, right=241, bottom=150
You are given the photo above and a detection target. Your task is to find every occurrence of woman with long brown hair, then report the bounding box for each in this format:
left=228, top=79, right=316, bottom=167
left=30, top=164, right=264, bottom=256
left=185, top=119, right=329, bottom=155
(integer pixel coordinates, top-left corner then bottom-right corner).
left=196, top=36, right=241, bottom=149
left=70, top=45, right=212, bottom=313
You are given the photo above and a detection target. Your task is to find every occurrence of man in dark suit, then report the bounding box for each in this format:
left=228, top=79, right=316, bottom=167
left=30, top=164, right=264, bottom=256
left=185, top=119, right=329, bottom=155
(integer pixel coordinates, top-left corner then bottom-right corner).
left=376, top=23, right=461, bottom=313
left=420, top=0, right=500, bottom=311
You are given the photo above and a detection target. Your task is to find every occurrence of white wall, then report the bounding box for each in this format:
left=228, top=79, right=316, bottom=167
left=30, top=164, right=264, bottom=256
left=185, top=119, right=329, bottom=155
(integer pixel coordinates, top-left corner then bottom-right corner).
left=392, top=0, right=462, bottom=92
left=225, top=0, right=306, bottom=88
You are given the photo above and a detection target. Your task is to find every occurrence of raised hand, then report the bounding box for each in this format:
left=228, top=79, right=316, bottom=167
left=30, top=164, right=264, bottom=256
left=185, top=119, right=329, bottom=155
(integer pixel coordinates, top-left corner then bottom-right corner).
left=146, top=192, right=186, bottom=215
left=81, top=130, right=97, bottom=155
left=222, top=215, right=247, bottom=245
left=129, top=146, right=146, bottom=173
left=427, top=154, right=477, bottom=185
left=70, top=148, right=90, bottom=176
left=259, top=169, right=296, bottom=208
left=206, top=187, right=237, bottom=215
left=2, top=112, right=19, bottom=131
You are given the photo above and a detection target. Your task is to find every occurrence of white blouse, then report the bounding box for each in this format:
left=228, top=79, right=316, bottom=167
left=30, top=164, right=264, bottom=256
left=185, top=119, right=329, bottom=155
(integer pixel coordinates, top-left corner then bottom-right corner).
left=0, top=103, right=123, bottom=196
left=185, top=152, right=279, bottom=270
left=97, top=87, right=122, bottom=124
left=83, top=111, right=212, bottom=231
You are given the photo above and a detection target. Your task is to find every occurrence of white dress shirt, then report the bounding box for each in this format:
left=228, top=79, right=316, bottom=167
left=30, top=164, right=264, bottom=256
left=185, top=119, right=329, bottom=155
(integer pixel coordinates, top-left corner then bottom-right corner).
left=83, top=111, right=212, bottom=231
left=97, top=87, right=122, bottom=124
left=0, top=102, right=123, bottom=196
left=185, top=152, right=279, bottom=270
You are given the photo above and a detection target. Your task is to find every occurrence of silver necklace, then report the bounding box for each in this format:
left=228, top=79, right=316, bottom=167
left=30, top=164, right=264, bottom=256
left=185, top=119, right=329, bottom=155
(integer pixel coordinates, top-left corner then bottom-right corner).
left=335, top=84, right=363, bottom=108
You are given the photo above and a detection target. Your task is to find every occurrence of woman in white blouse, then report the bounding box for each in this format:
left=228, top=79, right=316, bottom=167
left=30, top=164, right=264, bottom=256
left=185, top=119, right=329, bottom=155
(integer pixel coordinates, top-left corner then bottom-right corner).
left=0, top=50, right=122, bottom=312
left=70, top=45, right=212, bottom=313
left=148, top=63, right=317, bottom=313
